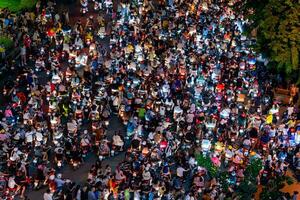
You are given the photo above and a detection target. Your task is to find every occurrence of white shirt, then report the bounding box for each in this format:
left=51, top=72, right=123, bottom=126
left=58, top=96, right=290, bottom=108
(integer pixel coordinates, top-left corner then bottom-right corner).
left=186, top=113, right=194, bottom=123
left=25, top=131, right=34, bottom=143
left=295, top=133, right=300, bottom=144
left=44, top=192, right=53, bottom=200
left=36, top=132, right=43, bottom=142
left=8, top=177, right=16, bottom=188
left=189, top=157, right=196, bottom=166
left=134, top=191, right=140, bottom=200
left=176, top=167, right=185, bottom=177
left=243, top=139, right=251, bottom=146
left=174, top=106, right=183, bottom=114
left=287, top=106, right=294, bottom=116
left=20, top=47, right=26, bottom=56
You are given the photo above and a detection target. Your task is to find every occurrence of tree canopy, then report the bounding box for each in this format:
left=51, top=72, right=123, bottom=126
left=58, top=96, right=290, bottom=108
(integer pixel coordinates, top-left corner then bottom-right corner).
left=260, top=175, right=294, bottom=200
left=237, top=0, right=300, bottom=83
left=0, top=0, right=37, bottom=12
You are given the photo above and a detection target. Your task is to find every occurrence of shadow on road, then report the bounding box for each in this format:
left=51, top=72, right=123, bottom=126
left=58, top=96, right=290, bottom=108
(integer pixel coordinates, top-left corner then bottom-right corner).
left=27, top=115, right=126, bottom=200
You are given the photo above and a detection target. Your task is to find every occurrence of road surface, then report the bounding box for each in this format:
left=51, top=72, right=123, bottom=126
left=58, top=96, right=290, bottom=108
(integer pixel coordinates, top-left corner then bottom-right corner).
left=26, top=115, right=126, bottom=200
left=25, top=1, right=124, bottom=199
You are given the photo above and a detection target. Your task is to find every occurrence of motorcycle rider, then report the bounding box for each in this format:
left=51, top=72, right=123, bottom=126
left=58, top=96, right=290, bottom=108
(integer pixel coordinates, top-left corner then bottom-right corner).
left=54, top=146, right=64, bottom=168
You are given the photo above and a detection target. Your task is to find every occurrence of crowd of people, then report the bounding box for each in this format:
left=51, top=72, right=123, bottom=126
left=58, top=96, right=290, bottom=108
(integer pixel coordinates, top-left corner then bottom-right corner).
left=0, top=0, right=299, bottom=199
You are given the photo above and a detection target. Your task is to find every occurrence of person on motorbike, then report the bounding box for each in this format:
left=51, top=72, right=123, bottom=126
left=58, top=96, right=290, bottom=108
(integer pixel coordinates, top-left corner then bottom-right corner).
left=15, top=170, right=27, bottom=198
left=99, top=138, right=110, bottom=158
left=43, top=189, right=53, bottom=200
left=54, top=146, right=64, bottom=168
left=112, top=131, right=124, bottom=152
left=80, top=130, right=91, bottom=158
left=54, top=174, right=65, bottom=192
left=70, top=145, right=82, bottom=168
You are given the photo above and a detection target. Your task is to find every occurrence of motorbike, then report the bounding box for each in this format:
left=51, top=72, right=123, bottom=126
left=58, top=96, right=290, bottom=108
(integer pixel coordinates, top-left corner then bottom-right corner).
left=98, top=139, right=110, bottom=159
left=104, top=0, right=113, bottom=13
left=224, top=148, right=234, bottom=166
left=80, top=0, right=88, bottom=15
left=126, top=120, right=137, bottom=137
left=80, top=134, right=91, bottom=160
left=2, top=187, right=17, bottom=200
left=54, top=147, right=64, bottom=169
left=93, top=0, right=101, bottom=11
left=70, top=158, right=80, bottom=170
left=112, top=134, right=124, bottom=152
left=201, top=139, right=211, bottom=157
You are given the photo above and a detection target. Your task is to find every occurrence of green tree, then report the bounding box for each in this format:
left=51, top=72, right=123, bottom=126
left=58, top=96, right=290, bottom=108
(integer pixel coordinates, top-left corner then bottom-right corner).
left=0, top=0, right=37, bottom=12
left=0, top=36, right=14, bottom=50
left=260, top=175, right=294, bottom=200
left=195, top=153, right=218, bottom=178
left=237, top=0, right=300, bottom=83
left=236, top=158, right=263, bottom=200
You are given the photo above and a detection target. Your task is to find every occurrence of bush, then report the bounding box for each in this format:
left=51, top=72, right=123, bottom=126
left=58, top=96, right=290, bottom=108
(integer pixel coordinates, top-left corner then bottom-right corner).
left=0, top=0, right=37, bottom=12
left=236, top=158, right=262, bottom=200
left=19, top=0, right=38, bottom=11
left=0, top=36, right=14, bottom=50
left=235, top=0, right=300, bottom=84
left=260, top=175, right=294, bottom=200
left=196, top=153, right=218, bottom=178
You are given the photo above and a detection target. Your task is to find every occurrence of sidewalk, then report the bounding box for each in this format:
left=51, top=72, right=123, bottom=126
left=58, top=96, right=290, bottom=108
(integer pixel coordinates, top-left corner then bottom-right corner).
left=255, top=170, right=300, bottom=200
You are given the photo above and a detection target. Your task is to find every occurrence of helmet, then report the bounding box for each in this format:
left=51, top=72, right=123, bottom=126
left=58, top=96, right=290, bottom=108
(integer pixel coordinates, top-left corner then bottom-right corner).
left=250, top=151, right=256, bottom=156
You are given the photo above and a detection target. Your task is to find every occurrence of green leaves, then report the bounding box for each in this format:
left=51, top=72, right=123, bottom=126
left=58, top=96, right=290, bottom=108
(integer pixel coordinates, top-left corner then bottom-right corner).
left=195, top=153, right=218, bottom=178
left=0, top=36, right=14, bottom=50
left=236, top=158, right=263, bottom=200
left=219, top=171, right=230, bottom=190
left=260, top=175, right=294, bottom=200
left=237, top=0, right=300, bottom=84
left=237, top=180, right=257, bottom=200
left=0, top=0, right=37, bottom=12
left=244, top=158, right=263, bottom=179
left=285, top=176, right=294, bottom=185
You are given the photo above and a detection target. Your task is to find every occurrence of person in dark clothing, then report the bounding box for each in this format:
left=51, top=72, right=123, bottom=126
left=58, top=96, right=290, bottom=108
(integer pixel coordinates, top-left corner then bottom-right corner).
left=81, top=186, right=89, bottom=200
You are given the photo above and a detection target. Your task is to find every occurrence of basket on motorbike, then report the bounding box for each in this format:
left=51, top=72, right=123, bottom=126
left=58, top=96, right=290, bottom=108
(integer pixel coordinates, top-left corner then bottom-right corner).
left=237, top=94, right=245, bottom=103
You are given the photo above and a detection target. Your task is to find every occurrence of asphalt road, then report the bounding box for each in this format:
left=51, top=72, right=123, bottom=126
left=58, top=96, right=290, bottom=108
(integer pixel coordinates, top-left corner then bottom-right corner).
left=9, top=1, right=300, bottom=199
left=24, top=1, right=124, bottom=199
left=26, top=115, right=126, bottom=200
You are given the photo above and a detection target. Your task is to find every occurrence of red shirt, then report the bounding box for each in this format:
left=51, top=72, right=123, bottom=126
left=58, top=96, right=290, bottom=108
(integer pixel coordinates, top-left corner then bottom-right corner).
left=24, top=36, right=31, bottom=48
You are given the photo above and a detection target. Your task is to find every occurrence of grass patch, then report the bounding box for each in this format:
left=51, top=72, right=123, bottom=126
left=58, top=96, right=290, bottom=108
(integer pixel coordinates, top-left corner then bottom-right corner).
left=0, top=36, right=14, bottom=50
left=0, top=0, right=37, bottom=12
